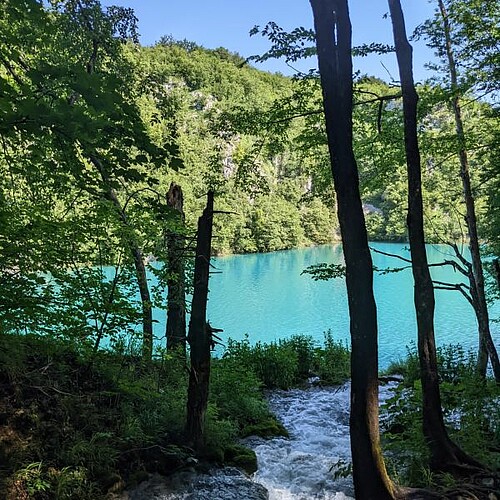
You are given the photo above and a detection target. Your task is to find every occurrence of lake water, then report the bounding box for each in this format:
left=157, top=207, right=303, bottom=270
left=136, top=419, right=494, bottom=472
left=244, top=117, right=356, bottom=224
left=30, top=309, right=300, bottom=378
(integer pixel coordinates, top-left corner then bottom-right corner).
left=153, top=242, right=500, bottom=368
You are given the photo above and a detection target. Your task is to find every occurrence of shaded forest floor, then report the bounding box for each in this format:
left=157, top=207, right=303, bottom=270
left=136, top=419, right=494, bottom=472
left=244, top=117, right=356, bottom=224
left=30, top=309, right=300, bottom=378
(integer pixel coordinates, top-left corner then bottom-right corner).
left=0, top=334, right=284, bottom=499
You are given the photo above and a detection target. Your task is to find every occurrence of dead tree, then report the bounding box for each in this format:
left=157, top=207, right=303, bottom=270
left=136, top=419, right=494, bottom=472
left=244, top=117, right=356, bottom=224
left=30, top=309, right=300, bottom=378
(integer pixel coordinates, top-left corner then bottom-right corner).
left=185, top=191, right=215, bottom=450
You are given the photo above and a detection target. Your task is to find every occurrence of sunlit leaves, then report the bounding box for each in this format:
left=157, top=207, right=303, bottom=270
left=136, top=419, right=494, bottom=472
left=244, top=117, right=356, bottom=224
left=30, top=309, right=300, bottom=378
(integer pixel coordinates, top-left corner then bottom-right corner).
left=301, top=263, right=346, bottom=281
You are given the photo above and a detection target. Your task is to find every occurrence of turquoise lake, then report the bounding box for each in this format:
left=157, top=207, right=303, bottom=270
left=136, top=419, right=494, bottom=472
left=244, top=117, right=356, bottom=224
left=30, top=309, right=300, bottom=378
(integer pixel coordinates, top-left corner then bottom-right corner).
left=153, top=242, right=500, bottom=368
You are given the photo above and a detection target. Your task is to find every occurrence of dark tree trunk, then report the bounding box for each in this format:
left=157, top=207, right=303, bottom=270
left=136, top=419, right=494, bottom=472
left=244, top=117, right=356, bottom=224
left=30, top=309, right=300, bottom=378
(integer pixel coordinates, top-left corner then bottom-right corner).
left=309, top=1, right=395, bottom=498
left=186, top=191, right=214, bottom=450
left=165, top=182, right=186, bottom=354
left=388, top=0, right=483, bottom=471
left=90, top=155, right=153, bottom=362
left=438, top=0, right=500, bottom=382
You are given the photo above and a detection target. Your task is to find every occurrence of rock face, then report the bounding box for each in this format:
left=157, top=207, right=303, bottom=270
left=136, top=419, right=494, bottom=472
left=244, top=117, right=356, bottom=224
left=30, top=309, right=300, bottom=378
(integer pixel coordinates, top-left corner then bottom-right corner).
left=124, top=467, right=268, bottom=500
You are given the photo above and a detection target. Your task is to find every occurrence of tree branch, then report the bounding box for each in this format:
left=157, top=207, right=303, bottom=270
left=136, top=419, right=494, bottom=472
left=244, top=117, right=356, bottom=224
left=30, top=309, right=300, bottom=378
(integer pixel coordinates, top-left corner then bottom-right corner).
left=433, top=280, right=474, bottom=306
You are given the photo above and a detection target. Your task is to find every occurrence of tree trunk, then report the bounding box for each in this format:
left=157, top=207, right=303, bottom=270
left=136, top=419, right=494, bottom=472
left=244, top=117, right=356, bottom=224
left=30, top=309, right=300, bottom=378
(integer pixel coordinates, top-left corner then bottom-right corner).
left=89, top=155, right=153, bottom=362
left=69, top=46, right=154, bottom=362
left=437, top=0, right=500, bottom=382
left=388, top=0, right=483, bottom=471
left=186, top=191, right=214, bottom=450
left=165, top=182, right=187, bottom=354
left=309, top=1, right=395, bottom=498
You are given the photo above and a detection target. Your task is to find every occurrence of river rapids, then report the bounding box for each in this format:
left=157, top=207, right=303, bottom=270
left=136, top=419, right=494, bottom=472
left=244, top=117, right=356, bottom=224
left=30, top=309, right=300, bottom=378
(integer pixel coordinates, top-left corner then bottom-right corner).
left=127, top=381, right=396, bottom=500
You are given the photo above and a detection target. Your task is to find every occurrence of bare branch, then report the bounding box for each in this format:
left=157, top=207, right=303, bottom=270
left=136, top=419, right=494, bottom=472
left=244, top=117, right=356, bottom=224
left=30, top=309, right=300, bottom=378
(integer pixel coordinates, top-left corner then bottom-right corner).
left=370, top=246, right=411, bottom=263
left=433, top=280, right=474, bottom=307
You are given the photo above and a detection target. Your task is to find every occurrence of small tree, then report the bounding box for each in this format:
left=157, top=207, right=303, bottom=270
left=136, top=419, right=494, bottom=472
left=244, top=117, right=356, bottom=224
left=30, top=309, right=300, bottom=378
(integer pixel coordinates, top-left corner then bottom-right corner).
left=435, top=0, right=500, bottom=381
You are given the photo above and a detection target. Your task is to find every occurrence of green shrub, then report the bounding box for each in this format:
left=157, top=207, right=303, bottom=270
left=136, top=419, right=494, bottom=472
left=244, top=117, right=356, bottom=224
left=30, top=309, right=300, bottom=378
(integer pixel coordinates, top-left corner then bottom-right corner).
left=280, top=334, right=316, bottom=379
left=311, top=330, right=350, bottom=385
left=203, top=405, right=239, bottom=462
left=210, top=356, right=270, bottom=427
left=223, top=332, right=350, bottom=389
left=384, top=342, right=477, bottom=387
left=224, top=336, right=298, bottom=389
left=381, top=344, right=500, bottom=487
left=384, top=342, right=420, bottom=386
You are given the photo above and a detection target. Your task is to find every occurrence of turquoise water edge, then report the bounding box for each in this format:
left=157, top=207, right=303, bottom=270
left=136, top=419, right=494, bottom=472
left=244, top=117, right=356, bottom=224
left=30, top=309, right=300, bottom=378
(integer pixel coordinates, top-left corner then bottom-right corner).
left=152, top=242, right=499, bottom=368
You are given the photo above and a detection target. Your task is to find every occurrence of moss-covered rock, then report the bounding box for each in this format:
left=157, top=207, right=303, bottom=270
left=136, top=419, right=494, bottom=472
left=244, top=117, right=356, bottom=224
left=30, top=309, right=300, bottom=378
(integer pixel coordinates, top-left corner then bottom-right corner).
left=201, top=445, right=225, bottom=463
left=241, top=417, right=289, bottom=439
left=224, top=445, right=258, bottom=475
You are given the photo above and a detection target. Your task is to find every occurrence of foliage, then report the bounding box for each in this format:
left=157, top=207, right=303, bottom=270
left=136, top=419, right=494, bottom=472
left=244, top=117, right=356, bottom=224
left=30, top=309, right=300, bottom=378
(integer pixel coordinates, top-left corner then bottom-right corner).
left=210, top=354, right=271, bottom=431
left=223, top=333, right=350, bottom=390
left=382, top=344, right=500, bottom=486
left=127, top=38, right=337, bottom=255
left=302, top=263, right=346, bottom=281
left=224, top=336, right=299, bottom=390
left=313, top=331, right=351, bottom=385
left=0, top=0, right=171, bottom=354
left=0, top=332, right=285, bottom=498
left=414, top=0, right=500, bottom=96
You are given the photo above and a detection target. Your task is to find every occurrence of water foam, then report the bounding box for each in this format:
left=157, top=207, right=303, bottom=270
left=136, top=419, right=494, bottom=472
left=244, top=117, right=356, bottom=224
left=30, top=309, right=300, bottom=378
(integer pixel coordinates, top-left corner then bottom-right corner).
left=246, top=382, right=395, bottom=500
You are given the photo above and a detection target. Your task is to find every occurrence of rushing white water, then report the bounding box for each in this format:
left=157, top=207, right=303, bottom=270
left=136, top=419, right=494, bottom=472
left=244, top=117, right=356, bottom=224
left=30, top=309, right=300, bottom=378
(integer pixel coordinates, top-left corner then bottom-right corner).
left=128, top=382, right=397, bottom=499
left=245, top=382, right=396, bottom=500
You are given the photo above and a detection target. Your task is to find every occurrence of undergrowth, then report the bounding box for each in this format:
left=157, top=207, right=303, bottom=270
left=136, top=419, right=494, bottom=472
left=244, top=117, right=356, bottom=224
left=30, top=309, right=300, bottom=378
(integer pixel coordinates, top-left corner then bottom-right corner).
left=0, top=331, right=350, bottom=499
left=223, top=331, right=350, bottom=390
left=382, top=343, right=500, bottom=489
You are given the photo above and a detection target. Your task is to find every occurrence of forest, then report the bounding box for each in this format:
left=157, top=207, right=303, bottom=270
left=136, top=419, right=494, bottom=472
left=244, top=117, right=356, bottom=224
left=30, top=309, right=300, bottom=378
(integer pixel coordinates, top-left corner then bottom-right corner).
left=0, top=0, right=499, bottom=498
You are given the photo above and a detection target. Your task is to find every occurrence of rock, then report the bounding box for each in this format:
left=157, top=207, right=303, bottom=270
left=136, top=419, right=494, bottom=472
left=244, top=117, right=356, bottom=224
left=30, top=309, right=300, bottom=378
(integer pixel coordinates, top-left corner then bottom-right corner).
left=122, top=444, right=193, bottom=475
left=126, top=467, right=268, bottom=500
left=481, top=477, right=495, bottom=488
left=307, top=376, right=321, bottom=386
left=241, top=417, right=289, bottom=439
left=224, top=444, right=258, bottom=475
left=100, top=472, right=125, bottom=493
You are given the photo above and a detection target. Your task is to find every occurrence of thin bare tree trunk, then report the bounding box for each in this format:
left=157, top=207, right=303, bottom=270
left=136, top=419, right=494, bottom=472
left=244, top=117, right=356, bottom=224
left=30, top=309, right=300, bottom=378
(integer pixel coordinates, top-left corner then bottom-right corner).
left=310, top=1, right=395, bottom=498
left=186, top=191, right=214, bottom=450
left=68, top=35, right=154, bottom=362
left=90, top=154, right=153, bottom=362
left=388, top=0, right=483, bottom=471
left=437, top=0, right=500, bottom=382
left=165, top=182, right=186, bottom=354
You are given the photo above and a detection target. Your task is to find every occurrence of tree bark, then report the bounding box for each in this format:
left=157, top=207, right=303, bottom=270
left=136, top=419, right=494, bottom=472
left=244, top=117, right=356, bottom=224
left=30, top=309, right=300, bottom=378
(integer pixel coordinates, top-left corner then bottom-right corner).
left=165, top=182, right=187, bottom=354
left=185, top=191, right=214, bottom=450
left=90, top=154, right=153, bottom=362
left=310, top=1, right=395, bottom=498
left=437, top=0, right=500, bottom=382
left=388, top=0, right=483, bottom=471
